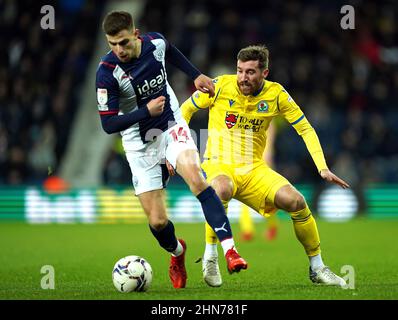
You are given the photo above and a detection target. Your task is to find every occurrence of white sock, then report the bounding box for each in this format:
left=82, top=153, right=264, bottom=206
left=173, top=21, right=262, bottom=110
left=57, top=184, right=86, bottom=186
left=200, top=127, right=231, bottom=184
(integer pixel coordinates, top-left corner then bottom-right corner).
left=171, top=240, right=183, bottom=257
left=220, top=238, right=235, bottom=256
left=309, top=254, right=325, bottom=271
left=204, top=244, right=218, bottom=259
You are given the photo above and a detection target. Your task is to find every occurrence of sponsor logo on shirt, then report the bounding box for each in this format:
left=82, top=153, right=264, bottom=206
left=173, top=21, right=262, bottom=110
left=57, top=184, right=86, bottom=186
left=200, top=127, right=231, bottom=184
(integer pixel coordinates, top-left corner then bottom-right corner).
left=236, top=115, right=265, bottom=132
left=136, top=68, right=166, bottom=97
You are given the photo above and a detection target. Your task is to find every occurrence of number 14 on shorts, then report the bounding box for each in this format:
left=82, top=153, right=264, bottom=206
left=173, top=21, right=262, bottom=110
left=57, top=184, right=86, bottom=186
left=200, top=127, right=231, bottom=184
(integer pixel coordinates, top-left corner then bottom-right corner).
left=169, top=126, right=189, bottom=143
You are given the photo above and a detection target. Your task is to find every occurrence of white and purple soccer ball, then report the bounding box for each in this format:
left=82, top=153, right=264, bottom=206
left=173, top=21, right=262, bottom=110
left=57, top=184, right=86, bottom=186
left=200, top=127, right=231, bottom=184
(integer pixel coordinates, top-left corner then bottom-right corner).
left=112, top=255, right=153, bottom=293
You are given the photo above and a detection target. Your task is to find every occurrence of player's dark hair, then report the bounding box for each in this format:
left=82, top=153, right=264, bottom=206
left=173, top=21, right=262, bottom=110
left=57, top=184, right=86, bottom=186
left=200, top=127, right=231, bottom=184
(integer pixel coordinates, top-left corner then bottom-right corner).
left=102, top=11, right=134, bottom=36
left=237, top=45, right=269, bottom=70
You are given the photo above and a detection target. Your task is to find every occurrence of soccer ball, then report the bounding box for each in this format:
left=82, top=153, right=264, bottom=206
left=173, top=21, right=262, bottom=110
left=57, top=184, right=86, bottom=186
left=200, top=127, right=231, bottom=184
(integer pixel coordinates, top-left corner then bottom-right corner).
left=112, top=255, right=153, bottom=293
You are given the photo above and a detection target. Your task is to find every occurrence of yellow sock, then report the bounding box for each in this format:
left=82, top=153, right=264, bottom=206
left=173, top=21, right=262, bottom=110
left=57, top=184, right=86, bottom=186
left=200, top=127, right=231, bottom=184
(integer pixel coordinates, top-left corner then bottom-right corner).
left=205, top=222, right=217, bottom=245
left=239, top=204, right=254, bottom=235
left=290, top=206, right=321, bottom=256
left=205, top=200, right=229, bottom=245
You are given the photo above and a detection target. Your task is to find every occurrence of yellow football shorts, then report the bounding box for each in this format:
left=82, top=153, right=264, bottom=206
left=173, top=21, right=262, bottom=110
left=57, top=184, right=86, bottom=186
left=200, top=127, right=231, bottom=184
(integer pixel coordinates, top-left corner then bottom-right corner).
left=201, top=160, right=290, bottom=217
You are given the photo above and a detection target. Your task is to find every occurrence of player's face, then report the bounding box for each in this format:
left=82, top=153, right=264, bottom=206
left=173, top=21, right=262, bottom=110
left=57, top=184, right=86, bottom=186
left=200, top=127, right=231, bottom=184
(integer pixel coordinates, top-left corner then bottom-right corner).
left=237, top=60, right=269, bottom=96
left=106, top=29, right=140, bottom=62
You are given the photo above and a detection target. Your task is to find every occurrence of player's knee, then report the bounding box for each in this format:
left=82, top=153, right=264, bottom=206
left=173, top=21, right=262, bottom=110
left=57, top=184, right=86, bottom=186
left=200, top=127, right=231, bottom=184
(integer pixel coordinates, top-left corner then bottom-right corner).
left=211, top=176, right=233, bottom=201
left=287, top=193, right=306, bottom=212
left=212, top=183, right=233, bottom=201
left=216, top=187, right=232, bottom=201
left=149, top=216, right=168, bottom=231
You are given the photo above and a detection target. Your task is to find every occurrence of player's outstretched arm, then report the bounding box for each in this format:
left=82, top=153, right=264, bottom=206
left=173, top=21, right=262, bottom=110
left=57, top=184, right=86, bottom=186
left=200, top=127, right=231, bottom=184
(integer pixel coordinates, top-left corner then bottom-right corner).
left=319, top=169, right=350, bottom=189
left=165, top=41, right=214, bottom=97
left=194, top=74, right=215, bottom=97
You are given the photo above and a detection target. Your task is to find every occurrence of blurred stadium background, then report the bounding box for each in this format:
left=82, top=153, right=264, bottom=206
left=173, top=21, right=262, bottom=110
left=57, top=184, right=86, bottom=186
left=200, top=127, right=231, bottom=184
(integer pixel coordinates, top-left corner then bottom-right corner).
left=1, top=0, right=397, bottom=225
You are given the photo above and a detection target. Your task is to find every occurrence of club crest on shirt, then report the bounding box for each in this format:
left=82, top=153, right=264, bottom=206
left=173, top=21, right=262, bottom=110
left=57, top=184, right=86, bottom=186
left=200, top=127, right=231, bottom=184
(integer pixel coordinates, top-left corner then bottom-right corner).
left=257, top=100, right=269, bottom=113
left=225, top=112, right=239, bottom=129
left=153, top=48, right=164, bottom=62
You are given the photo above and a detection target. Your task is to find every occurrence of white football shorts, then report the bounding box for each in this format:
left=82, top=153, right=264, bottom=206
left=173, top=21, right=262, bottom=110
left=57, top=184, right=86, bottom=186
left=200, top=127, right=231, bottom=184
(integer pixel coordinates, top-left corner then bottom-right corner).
left=125, top=123, right=197, bottom=195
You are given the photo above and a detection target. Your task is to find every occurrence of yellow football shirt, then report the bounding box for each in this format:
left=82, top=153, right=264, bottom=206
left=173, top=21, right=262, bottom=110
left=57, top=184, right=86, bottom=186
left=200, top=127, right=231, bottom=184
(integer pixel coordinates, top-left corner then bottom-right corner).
left=181, top=75, right=328, bottom=172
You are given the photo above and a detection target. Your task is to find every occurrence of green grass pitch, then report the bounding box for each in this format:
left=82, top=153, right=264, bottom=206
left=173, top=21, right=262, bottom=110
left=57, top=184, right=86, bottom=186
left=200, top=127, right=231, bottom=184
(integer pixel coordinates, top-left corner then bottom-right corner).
left=0, top=218, right=397, bottom=300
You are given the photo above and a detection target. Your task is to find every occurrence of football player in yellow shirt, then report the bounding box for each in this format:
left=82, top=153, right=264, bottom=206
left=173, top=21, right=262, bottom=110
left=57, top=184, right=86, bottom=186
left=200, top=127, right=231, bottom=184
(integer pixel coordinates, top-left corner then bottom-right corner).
left=180, top=45, right=349, bottom=288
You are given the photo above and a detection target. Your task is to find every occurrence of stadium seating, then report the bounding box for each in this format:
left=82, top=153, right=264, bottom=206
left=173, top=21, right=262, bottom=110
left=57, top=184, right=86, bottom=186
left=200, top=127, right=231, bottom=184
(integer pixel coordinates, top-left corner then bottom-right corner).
left=1, top=0, right=397, bottom=186
left=0, top=0, right=105, bottom=184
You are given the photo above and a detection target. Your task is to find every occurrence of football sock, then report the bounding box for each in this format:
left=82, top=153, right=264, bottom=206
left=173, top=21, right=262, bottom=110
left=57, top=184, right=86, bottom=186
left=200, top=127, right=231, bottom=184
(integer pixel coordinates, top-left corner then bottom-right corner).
left=205, top=199, right=229, bottom=245
left=290, top=206, right=321, bottom=257
left=149, top=220, right=178, bottom=253
left=171, top=240, right=184, bottom=257
left=204, top=243, right=218, bottom=259
left=309, top=254, right=325, bottom=271
left=197, top=186, right=233, bottom=242
left=220, top=238, right=236, bottom=256
left=205, top=234, right=235, bottom=257
left=205, top=222, right=218, bottom=245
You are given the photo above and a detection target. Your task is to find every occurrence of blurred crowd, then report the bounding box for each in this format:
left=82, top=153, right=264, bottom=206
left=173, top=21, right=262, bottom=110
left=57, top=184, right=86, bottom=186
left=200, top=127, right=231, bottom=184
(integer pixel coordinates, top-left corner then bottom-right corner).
left=135, top=0, right=398, bottom=186
left=1, top=0, right=397, bottom=186
left=0, top=0, right=104, bottom=184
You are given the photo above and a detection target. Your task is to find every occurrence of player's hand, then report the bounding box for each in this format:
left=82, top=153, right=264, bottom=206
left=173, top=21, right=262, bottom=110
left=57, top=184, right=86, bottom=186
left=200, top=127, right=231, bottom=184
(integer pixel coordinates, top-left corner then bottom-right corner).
left=147, top=96, right=166, bottom=117
left=194, top=74, right=215, bottom=98
left=320, top=169, right=350, bottom=189
left=165, top=160, right=176, bottom=176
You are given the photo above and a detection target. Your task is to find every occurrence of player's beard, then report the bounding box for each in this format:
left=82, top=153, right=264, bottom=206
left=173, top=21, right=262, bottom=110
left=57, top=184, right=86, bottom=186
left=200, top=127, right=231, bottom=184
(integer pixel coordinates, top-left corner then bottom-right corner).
left=239, top=81, right=260, bottom=96
left=238, top=81, right=250, bottom=95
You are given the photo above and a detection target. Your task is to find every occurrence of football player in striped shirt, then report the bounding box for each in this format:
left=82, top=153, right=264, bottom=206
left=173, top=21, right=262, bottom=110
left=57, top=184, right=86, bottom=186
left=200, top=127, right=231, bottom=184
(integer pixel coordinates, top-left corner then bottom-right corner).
left=96, top=11, right=247, bottom=289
